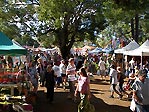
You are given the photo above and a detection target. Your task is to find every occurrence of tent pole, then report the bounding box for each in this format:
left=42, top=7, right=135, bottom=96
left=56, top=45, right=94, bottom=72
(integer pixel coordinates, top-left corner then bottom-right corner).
left=141, top=52, right=143, bottom=69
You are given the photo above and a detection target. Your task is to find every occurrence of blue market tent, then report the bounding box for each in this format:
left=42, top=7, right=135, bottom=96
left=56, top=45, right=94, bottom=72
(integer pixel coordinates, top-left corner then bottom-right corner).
left=102, top=47, right=114, bottom=54
left=0, top=32, right=27, bottom=56
left=88, top=47, right=102, bottom=54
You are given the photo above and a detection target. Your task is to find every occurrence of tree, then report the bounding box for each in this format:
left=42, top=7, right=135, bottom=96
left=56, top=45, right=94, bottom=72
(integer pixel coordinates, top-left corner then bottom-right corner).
left=0, top=1, right=21, bottom=39
left=0, top=0, right=107, bottom=59
left=103, top=0, right=148, bottom=43
left=0, top=0, right=40, bottom=46
left=38, top=0, right=106, bottom=59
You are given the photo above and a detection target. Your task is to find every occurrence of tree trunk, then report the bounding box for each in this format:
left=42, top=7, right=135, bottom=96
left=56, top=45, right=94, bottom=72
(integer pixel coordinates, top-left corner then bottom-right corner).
left=58, top=30, right=74, bottom=60
left=130, top=18, right=135, bottom=40
left=130, top=14, right=139, bottom=43
left=60, top=46, right=71, bottom=60
left=135, top=14, right=139, bottom=43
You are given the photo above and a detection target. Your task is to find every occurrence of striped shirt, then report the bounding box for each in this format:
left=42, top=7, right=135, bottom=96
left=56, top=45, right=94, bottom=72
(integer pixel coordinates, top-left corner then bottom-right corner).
left=66, top=64, right=76, bottom=81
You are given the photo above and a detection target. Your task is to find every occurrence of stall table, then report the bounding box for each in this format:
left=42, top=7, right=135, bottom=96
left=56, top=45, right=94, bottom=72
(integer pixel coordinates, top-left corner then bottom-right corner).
left=0, top=83, right=18, bottom=96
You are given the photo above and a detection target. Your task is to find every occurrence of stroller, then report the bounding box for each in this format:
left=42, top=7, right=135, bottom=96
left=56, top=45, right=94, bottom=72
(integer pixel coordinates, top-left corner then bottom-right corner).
left=123, top=79, right=134, bottom=91
left=123, top=73, right=136, bottom=91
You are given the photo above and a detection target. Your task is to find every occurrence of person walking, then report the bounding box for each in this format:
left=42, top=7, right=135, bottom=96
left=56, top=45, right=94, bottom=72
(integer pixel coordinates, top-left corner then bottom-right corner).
left=109, top=65, right=123, bottom=99
left=117, top=66, right=130, bottom=98
left=131, top=69, right=149, bottom=112
left=52, top=62, right=62, bottom=88
left=75, top=67, right=95, bottom=112
left=59, top=60, right=67, bottom=89
left=129, top=57, right=135, bottom=73
left=28, top=61, right=38, bottom=93
left=98, top=57, right=106, bottom=80
left=37, top=58, right=45, bottom=87
left=66, top=58, right=76, bottom=100
left=45, top=65, right=55, bottom=103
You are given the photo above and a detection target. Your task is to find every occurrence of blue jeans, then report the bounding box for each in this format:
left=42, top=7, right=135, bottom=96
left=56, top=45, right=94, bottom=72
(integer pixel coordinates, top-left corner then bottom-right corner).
left=136, top=104, right=149, bottom=112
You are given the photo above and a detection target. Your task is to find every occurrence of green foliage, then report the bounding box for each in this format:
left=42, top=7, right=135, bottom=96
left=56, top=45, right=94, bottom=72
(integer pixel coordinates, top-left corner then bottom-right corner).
left=113, top=0, right=148, bottom=12
left=14, top=34, right=39, bottom=47
left=0, top=0, right=148, bottom=59
left=38, top=0, right=105, bottom=38
left=38, top=0, right=106, bottom=58
left=38, top=33, right=56, bottom=48
left=0, top=0, right=40, bottom=46
left=102, top=0, right=148, bottom=42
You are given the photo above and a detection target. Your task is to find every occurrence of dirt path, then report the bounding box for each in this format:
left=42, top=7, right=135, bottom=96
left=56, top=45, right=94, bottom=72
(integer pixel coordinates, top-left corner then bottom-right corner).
left=34, top=75, right=132, bottom=112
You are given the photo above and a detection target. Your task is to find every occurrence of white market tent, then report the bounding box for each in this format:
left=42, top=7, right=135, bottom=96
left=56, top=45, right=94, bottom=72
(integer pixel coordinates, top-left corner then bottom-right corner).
left=123, top=39, right=149, bottom=56
left=46, top=47, right=60, bottom=54
left=124, top=40, right=149, bottom=67
left=114, top=40, right=140, bottom=54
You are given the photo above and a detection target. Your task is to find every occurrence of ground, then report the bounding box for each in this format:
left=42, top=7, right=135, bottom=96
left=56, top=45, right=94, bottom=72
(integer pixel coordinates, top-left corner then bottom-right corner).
left=34, top=75, right=132, bottom=112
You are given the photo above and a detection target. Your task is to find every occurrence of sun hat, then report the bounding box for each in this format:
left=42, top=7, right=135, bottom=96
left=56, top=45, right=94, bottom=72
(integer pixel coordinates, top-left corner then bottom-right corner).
left=117, top=66, right=121, bottom=71
left=68, top=58, right=74, bottom=62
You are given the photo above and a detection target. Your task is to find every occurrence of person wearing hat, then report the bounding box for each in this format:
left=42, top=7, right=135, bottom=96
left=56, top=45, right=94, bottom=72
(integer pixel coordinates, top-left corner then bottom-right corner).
left=66, top=58, right=76, bottom=100
left=132, top=69, right=149, bottom=112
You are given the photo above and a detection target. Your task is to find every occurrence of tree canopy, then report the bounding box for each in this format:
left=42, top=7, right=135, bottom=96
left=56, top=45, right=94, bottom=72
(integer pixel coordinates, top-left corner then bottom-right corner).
left=38, top=0, right=106, bottom=59
left=103, top=0, right=149, bottom=42
left=0, top=0, right=148, bottom=59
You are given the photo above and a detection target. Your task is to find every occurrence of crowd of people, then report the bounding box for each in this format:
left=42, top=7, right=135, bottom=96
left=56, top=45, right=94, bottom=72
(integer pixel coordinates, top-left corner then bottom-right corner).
left=0, top=52, right=149, bottom=112
left=108, top=57, right=149, bottom=112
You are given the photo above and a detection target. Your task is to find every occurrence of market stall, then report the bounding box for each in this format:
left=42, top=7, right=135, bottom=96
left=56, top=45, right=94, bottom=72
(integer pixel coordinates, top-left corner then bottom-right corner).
left=114, top=40, right=140, bottom=69
left=0, top=32, right=27, bottom=56
left=114, top=40, right=140, bottom=54
left=123, top=40, right=149, bottom=56
left=0, top=32, right=33, bottom=112
left=88, top=47, right=102, bottom=55
left=123, top=39, right=149, bottom=67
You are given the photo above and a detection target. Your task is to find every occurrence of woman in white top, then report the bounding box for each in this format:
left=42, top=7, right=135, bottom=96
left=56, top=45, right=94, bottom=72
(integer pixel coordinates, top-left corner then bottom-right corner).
left=98, top=57, right=106, bottom=80
left=109, top=65, right=123, bottom=99
left=59, top=60, right=67, bottom=89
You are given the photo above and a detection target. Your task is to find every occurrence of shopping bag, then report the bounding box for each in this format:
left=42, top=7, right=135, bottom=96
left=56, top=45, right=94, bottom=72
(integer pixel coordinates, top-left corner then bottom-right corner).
left=78, top=99, right=95, bottom=112
left=130, top=99, right=136, bottom=112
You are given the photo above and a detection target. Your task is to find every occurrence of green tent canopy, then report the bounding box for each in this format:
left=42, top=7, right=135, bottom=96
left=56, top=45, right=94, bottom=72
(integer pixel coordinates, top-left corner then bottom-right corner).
left=0, top=32, right=27, bottom=56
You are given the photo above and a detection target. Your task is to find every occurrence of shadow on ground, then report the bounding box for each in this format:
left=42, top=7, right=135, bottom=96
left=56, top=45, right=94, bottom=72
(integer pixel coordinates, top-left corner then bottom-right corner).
left=34, top=89, right=131, bottom=112
left=90, top=79, right=110, bottom=85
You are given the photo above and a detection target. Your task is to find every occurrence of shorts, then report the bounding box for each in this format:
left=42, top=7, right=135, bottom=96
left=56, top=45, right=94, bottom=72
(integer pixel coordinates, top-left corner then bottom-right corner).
left=110, top=84, right=117, bottom=92
left=61, top=73, right=66, bottom=77
left=56, top=77, right=62, bottom=84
